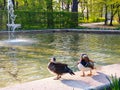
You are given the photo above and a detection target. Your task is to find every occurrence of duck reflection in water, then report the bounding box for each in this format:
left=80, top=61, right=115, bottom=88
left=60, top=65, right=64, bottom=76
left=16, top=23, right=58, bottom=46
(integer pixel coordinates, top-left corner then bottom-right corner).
left=48, top=57, right=75, bottom=80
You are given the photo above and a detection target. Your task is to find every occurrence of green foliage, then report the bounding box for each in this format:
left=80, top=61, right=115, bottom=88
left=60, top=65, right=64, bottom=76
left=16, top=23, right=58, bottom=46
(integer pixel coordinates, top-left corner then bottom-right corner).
left=106, top=75, right=120, bottom=90
left=0, top=10, right=83, bottom=30
left=79, top=18, right=105, bottom=23
left=16, top=11, right=82, bottom=29
left=92, top=18, right=105, bottom=22
left=116, top=26, right=120, bottom=30
left=0, top=10, right=7, bottom=30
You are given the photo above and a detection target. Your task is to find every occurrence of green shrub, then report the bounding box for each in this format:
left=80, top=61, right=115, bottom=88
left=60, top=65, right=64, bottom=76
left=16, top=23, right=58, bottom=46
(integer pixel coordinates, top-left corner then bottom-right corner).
left=106, top=75, right=120, bottom=90
left=15, top=11, right=83, bottom=29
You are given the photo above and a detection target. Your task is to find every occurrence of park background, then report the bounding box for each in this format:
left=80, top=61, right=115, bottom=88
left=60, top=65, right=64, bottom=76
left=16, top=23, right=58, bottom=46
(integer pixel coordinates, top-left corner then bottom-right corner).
left=0, top=0, right=120, bottom=30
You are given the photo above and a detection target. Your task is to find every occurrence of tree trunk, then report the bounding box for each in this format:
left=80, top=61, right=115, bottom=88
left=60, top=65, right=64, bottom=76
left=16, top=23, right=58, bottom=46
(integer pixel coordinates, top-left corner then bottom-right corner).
left=71, top=0, right=78, bottom=28
left=100, top=7, right=103, bottom=17
left=118, top=9, right=120, bottom=23
left=109, top=4, right=114, bottom=26
left=0, top=11, right=2, bottom=29
left=72, top=0, right=78, bottom=12
left=66, top=3, right=70, bottom=11
left=109, top=3, right=120, bottom=26
left=3, top=0, right=6, bottom=9
left=109, top=15, right=113, bottom=26
left=86, top=4, right=89, bottom=20
left=16, top=1, right=18, bottom=9
left=46, top=0, right=54, bottom=28
left=61, top=0, right=64, bottom=10
left=104, top=5, right=108, bottom=25
left=12, top=0, right=15, bottom=7
left=80, top=1, right=85, bottom=19
left=24, top=0, right=28, bottom=6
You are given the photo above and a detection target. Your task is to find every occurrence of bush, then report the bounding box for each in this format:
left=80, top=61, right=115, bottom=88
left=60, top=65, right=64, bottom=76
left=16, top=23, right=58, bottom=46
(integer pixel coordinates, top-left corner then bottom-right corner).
left=15, top=11, right=83, bottom=29
left=106, top=75, right=120, bottom=90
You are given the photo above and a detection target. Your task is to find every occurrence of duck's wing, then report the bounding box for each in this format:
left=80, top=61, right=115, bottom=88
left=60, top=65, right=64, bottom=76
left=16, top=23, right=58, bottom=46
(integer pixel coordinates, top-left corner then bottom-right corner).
left=48, top=62, right=65, bottom=74
left=55, top=62, right=68, bottom=67
left=53, top=62, right=75, bottom=75
left=86, top=62, right=94, bottom=69
left=52, top=62, right=67, bottom=71
left=48, top=62, right=75, bottom=75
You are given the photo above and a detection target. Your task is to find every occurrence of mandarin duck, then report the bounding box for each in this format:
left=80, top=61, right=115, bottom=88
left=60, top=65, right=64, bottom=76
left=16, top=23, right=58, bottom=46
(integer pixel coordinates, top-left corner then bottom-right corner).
left=77, top=54, right=95, bottom=77
left=48, top=57, right=75, bottom=80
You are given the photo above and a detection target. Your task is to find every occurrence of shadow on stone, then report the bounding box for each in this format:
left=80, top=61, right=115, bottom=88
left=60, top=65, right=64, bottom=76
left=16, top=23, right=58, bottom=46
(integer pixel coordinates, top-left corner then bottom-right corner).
left=91, top=72, right=110, bottom=90
left=61, top=79, right=91, bottom=89
left=92, top=72, right=110, bottom=83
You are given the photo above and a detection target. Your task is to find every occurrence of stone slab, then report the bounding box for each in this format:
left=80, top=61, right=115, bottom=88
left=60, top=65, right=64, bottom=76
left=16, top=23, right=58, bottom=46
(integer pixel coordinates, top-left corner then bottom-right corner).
left=0, top=64, right=120, bottom=90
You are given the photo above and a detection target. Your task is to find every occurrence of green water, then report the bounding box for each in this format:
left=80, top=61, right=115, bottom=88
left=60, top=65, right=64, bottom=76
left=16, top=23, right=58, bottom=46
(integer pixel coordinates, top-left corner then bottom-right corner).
left=0, top=32, right=120, bottom=87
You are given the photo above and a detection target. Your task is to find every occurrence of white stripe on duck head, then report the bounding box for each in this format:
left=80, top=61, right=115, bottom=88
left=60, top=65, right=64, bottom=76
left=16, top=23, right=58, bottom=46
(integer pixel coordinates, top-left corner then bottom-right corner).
left=50, top=57, right=56, bottom=62
left=81, top=53, right=88, bottom=57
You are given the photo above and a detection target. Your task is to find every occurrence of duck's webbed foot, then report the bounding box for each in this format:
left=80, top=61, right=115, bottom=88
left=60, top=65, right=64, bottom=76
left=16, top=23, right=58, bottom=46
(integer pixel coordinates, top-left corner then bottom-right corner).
left=81, top=71, right=85, bottom=77
left=87, top=70, right=92, bottom=76
left=87, top=73, right=92, bottom=76
left=81, top=74, right=85, bottom=77
left=54, top=75, right=61, bottom=80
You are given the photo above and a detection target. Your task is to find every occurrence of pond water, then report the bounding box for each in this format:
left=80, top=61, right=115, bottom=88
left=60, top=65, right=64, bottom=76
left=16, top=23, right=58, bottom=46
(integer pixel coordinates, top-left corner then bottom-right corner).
left=0, top=32, right=120, bottom=87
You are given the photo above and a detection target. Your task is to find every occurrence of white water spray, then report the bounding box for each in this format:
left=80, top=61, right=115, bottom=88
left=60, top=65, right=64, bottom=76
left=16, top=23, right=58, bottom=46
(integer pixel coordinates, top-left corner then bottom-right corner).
left=7, top=0, right=21, bottom=39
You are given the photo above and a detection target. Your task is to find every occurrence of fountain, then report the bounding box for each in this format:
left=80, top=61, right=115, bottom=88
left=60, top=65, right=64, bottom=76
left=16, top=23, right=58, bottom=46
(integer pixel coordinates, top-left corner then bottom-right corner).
left=0, top=0, right=37, bottom=47
left=0, top=0, right=37, bottom=46
left=7, top=0, right=21, bottom=39
left=0, top=0, right=37, bottom=84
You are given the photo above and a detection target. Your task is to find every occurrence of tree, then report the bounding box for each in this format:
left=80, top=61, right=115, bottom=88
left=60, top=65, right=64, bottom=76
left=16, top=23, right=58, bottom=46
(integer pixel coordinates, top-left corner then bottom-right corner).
left=109, top=2, right=120, bottom=26
left=4, top=0, right=6, bottom=9
left=12, top=0, right=15, bottom=7
left=63, top=0, right=72, bottom=11
left=118, top=8, right=120, bottom=23
left=0, top=0, right=6, bottom=10
left=71, top=0, right=79, bottom=28
left=97, top=0, right=120, bottom=26
left=66, top=0, right=71, bottom=11
left=45, top=0, right=54, bottom=28
left=79, top=0, right=89, bottom=20
left=104, top=4, right=108, bottom=25
left=71, top=0, right=79, bottom=12
left=96, top=0, right=110, bottom=25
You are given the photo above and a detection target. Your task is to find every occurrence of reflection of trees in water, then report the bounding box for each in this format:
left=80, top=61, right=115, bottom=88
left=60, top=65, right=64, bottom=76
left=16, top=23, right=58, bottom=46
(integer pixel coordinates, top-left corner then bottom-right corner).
left=7, top=68, right=19, bottom=81
left=4, top=47, right=20, bottom=82
left=51, top=33, right=89, bottom=56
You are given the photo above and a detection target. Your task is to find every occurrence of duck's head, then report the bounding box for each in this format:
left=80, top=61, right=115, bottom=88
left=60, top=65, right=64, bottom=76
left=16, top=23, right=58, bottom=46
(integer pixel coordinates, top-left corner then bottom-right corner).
left=81, top=54, right=89, bottom=59
left=50, top=57, right=56, bottom=62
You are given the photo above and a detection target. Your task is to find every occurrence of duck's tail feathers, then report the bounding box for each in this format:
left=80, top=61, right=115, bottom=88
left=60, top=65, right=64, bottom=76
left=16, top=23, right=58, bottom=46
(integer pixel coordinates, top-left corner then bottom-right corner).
left=69, top=71, right=75, bottom=75
left=93, top=63, right=102, bottom=70
left=67, top=68, right=75, bottom=75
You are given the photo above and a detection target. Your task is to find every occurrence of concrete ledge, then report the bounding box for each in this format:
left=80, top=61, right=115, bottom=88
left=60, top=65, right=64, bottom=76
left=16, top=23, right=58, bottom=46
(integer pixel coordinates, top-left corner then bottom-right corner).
left=1, top=29, right=120, bottom=35
left=0, top=64, right=120, bottom=90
